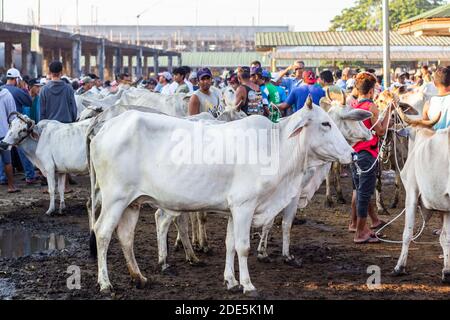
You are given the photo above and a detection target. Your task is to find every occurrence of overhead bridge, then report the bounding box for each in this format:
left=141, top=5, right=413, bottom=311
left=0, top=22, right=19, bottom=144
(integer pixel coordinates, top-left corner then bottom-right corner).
left=0, top=22, right=181, bottom=80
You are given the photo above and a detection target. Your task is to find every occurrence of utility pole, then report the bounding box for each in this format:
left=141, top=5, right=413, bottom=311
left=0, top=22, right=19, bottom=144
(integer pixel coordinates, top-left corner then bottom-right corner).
left=76, top=0, right=79, bottom=33
left=257, top=0, right=261, bottom=26
left=136, top=8, right=149, bottom=46
left=383, top=0, right=391, bottom=88
left=1, top=0, right=4, bottom=23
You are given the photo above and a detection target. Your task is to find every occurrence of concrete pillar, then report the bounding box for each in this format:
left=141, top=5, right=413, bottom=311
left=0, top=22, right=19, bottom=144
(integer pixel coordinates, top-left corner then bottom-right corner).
left=42, top=49, right=54, bottom=76
left=137, top=49, right=143, bottom=78
left=105, top=51, right=114, bottom=81
left=153, top=54, right=159, bottom=74
left=168, top=55, right=173, bottom=73
left=72, top=38, right=82, bottom=78
left=21, top=41, right=30, bottom=76
left=178, top=54, right=182, bottom=67
left=5, top=42, right=13, bottom=68
left=127, top=55, right=132, bottom=77
left=143, top=55, right=148, bottom=77
left=114, top=48, right=122, bottom=78
left=97, top=39, right=105, bottom=80
left=85, top=52, right=91, bottom=75
left=63, top=50, right=71, bottom=76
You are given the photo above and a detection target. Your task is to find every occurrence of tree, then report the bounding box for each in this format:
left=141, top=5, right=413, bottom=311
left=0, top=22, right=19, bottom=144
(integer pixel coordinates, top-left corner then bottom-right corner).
left=329, top=0, right=446, bottom=31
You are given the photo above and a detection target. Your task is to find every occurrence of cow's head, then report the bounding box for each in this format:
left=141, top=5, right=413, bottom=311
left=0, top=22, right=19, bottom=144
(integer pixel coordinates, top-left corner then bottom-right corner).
left=320, top=88, right=372, bottom=146
left=78, top=106, right=103, bottom=121
left=288, top=95, right=355, bottom=165
left=2, top=112, right=38, bottom=146
left=376, top=90, right=419, bottom=115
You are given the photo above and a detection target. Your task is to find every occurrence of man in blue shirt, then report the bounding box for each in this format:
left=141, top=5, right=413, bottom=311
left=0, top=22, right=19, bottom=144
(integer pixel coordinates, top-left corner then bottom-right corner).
left=278, top=70, right=325, bottom=113
left=276, top=61, right=305, bottom=95
left=1, top=68, right=37, bottom=184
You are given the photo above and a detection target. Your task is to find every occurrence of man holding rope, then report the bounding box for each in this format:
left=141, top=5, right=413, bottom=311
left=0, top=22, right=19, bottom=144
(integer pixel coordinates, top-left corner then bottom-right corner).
left=349, top=72, right=391, bottom=244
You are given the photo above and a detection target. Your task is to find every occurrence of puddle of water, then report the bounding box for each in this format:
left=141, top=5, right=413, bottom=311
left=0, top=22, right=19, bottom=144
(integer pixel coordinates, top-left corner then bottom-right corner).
left=0, top=228, right=69, bottom=259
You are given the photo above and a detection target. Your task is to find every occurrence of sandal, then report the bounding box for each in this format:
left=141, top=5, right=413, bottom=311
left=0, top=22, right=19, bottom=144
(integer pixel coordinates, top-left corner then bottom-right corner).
left=354, top=235, right=380, bottom=244
left=371, top=221, right=387, bottom=230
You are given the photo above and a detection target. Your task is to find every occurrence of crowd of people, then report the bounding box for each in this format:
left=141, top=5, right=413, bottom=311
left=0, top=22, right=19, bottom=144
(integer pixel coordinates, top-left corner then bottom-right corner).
left=0, top=58, right=448, bottom=244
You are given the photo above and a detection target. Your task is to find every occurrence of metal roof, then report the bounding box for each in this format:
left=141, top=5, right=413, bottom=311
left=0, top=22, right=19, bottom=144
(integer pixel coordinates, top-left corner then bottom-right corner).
left=400, top=4, right=450, bottom=25
left=256, top=31, right=450, bottom=48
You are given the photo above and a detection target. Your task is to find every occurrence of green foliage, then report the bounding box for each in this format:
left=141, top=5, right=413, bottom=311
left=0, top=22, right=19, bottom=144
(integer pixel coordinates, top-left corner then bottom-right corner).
left=329, top=0, right=446, bottom=31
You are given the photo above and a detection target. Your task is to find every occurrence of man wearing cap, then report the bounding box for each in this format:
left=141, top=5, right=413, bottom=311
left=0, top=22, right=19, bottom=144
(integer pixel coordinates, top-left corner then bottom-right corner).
left=1, top=68, right=32, bottom=114
left=189, top=72, right=199, bottom=91
left=158, top=72, right=173, bottom=95
left=278, top=70, right=325, bottom=113
left=188, top=67, right=223, bottom=117
left=76, top=76, right=94, bottom=95
left=1, top=68, right=37, bottom=184
left=0, top=87, right=20, bottom=192
left=40, top=61, right=77, bottom=124
left=88, top=73, right=103, bottom=95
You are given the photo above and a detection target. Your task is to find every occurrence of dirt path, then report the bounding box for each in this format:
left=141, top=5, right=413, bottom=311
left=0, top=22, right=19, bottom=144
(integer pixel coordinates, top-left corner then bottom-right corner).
left=0, top=173, right=448, bottom=300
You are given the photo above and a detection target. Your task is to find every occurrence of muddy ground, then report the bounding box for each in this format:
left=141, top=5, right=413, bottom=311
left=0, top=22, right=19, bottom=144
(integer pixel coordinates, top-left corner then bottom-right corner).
left=0, top=170, right=448, bottom=300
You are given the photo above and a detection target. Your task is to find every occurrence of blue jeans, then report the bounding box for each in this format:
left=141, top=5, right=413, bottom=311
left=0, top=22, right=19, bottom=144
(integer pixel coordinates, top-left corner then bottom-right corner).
left=351, top=151, right=377, bottom=219
left=17, top=147, right=36, bottom=180
left=0, top=160, right=5, bottom=182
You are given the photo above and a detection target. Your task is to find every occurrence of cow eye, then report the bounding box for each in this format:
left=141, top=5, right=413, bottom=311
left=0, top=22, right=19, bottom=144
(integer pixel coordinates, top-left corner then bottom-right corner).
left=321, top=122, right=331, bottom=128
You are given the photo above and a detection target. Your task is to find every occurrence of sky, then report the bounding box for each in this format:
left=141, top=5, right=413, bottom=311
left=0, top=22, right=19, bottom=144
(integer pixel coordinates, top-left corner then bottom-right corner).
left=3, top=0, right=357, bottom=31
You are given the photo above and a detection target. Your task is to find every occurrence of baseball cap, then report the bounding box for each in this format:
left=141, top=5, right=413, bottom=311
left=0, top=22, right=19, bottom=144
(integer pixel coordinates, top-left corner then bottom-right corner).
left=271, top=72, right=280, bottom=82
left=261, top=70, right=271, bottom=80
left=6, top=68, right=22, bottom=81
left=346, top=78, right=356, bottom=90
left=197, top=68, right=212, bottom=80
left=80, top=76, right=93, bottom=84
left=29, top=78, right=44, bottom=87
left=158, top=71, right=172, bottom=81
left=304, top=70, right=317, bottom=85
left=250, top=67, right=262, bottom=76
left=189, top=71, right=197, bottom=80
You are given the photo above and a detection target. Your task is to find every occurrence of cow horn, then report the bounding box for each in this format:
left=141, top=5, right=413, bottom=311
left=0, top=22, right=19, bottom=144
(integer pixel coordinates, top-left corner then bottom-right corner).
left=397, top=105, right=441, bottom=127
left=7, top=111, right=19, bottom=124
left=340, top=90, right=346, bottom=106
left=306, top=94, right=313, bottom=110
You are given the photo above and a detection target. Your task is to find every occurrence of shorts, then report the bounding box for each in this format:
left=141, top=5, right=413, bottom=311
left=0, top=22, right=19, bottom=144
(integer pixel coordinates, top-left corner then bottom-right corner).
left=0, top=149, right=12, bottom=165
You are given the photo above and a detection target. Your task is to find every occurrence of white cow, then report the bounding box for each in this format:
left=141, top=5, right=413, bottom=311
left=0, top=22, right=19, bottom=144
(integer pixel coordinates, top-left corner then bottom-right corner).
left=2, top=113, right=92, bottom=215
left=89, top=96, right=355, bottom=295
left=255, top=90, right=373, bottom=263
left=392, top=109, right=450, bottom=281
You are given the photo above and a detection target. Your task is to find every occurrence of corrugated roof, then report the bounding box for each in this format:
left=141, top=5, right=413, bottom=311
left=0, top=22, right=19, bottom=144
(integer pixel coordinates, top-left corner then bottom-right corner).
left=400, top=4, right=450, bottom=25
left=145, top=52, right=319, bottom=68
left=256, top=31, right=450, bottom=48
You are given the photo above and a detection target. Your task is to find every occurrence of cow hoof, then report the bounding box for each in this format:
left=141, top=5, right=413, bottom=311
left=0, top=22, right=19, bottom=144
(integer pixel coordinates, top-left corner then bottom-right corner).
left=227, top=285, right=242, bottom=294
left=392, top=266, right=407, bottom=277
left=337, top=197, right=346, bottom=205
left=324, top=199, right=334, bottom=208
left=45, top=210, right=55, bottom=216
left=442, top=271, right=450, bottom=284
left=161, top=266, right=178, bottom=276
left=257, top=255, right=272, bottom=263
left=284, top=257, right=303, bottom=268
left=189, top=260, right=206, bottom=267
left=134, top=277, right=148, bottom=289
left=99, top=283, right=114, bottom=294
left=244, top=290, right=260, bottom=299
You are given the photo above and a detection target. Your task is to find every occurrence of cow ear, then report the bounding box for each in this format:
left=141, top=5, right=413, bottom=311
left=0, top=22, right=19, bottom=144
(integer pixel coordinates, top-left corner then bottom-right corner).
left=289, top=117, right=308, bottom=138
left=319, top=97, right=332, bottom=113
left=30, top=127, right=40, bottom=141
left=398, top=102, right=419, bottom=115
left=340, top=109, right=372, bottom=121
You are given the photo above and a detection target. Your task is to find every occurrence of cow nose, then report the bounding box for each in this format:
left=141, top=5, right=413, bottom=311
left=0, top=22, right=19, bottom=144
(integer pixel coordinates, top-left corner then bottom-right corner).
left=351, top=152, right=358, bottom=162
left=0, top=141, right=9, bottom=151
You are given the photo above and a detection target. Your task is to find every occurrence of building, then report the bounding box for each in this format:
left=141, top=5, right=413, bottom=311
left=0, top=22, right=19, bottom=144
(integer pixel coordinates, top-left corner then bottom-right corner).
left=44, top=25, right=291, bottom=52
left=398, top=3, right=450, bottom=37
left=255, top=31, right=450, bottom=71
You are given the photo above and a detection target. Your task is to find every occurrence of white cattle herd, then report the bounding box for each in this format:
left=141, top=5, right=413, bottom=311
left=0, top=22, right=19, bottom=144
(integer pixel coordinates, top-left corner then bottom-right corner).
left=2, top=84, right=449, bottom=295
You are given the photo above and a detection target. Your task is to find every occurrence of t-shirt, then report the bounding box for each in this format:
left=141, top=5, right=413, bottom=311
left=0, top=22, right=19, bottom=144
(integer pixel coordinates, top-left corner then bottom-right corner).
left=160, top=84, right=172, bottom=95
left=193, top=88, right=223, bottom=117
left=285, top=84, right=325, bottom=112
left=175, top=83, right=190, bottom=94
left=1, top=84, right=32, bottom=114
left=280, top=77, right=302, bottom=95
left=265, top=82, right=281, bottom=105
left=428, top=94, right=450, bottom=130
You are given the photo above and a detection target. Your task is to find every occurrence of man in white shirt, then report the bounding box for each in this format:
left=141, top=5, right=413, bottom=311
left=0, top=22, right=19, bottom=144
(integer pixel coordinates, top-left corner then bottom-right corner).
left=158, top=72, right=173, bottom=95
